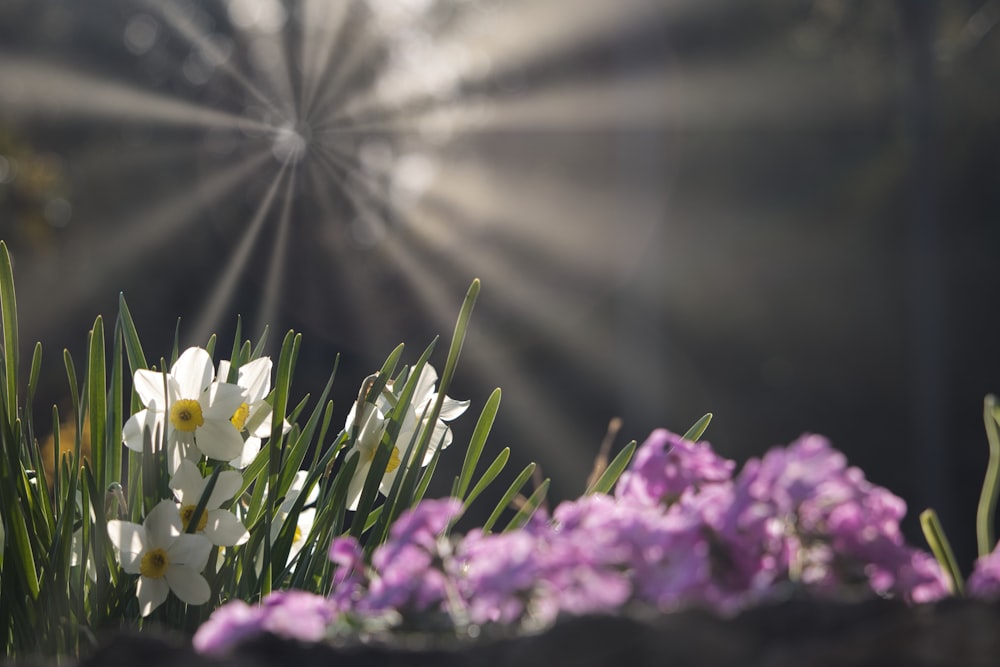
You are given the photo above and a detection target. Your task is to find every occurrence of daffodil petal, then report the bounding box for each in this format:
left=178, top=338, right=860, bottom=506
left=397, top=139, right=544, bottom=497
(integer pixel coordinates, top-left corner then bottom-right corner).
left=229, top=437, right=261, bottom=469
left=208, top=470, right=243, bottom=508
left=165, top=565, right=210, bottom=605
left=133, top=369, right=168, bottom=409
left=172, top=347, right=215, bottom=399
left=345, top=457, right=372, bottom=512
left=122, top=409, right=162, bottom=453
left=248, top=403, right=275, bottom=438
left=287, top=508, right=316, bottom=561
left=202, top=382, right=246, bottom=420
left=169, top=533, right=213, bottom=570
left=144, top=499, right=183, bottom=548
left=436, top=396, right=470, bottom=421
left=205, top=509, right=249, bottom=546
left=168, top=460, right=205, bottom=505
left=413, top=365, right=438, bottom=403
left=194, top=419, right=245, bottom=462
left=107, top=520, right=145, bottom=572
left=137, top=576, right=169, bottom=617
left=237, top=357, right=272, bottom=403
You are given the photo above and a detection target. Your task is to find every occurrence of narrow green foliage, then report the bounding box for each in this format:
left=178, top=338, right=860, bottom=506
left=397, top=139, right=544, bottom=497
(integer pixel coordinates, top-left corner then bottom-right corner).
left=481, top=458, right=532, bottom=534
left=977, top=394, right=1000, bottom=557
left=453, top=388, right=500, bottom=498
left=682, top=413, right=713, bottom=442
left=462, top=447, right=510, bottom=512
left=118, top=294, right=148, bottom=372
left=504, top=478, right=550, bottom=532
left=585, top=439, right=637, bottom=495
left=0, top=241, right=19, bottom=426
left=921, top=509, right=965, bottom=596
left=88, top=317, right=108, bottom=494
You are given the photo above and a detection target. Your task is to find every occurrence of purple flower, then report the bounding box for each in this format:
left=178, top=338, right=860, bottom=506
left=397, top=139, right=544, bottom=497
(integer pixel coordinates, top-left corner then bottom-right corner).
left=328, top=536, right=367, bottom=612
left=968, top=543, right=1000, bottom=600
left=362, top=498, right=464, bottom=613
left=456, top=528, right=542, bottom=624
left=258, top=590, right=336, bottom=642
left=616, top=429, right=734, bottom=508
left=193, top=591, right=335, bottom=655
left=193, top=600, right=264, bottom=655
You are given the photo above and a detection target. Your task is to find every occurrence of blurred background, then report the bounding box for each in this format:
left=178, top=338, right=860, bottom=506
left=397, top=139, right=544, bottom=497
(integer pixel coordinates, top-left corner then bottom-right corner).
left=1, top=0, right=998, bottom=569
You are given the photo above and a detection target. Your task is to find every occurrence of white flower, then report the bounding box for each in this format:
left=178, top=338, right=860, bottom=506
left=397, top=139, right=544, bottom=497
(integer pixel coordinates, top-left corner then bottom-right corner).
left=107, top=499, right=213, bottom=616
left=169, top=460, right=248, bottom=546
left=255, top=471, right=318, bottom=574
left=218, top=357, right=290, bottom=469
left=342, top=364, right=468, bottom=510
left=122, top=347, right=245, bottom=472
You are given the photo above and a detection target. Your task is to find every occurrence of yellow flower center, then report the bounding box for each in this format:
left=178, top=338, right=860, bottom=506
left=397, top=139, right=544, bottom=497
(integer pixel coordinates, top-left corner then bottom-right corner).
left=363, top=445, right=401, bottom=474
left=230, top=402, right=250, bottom=431
left=170, top=399, right=204, bottom=433
left=293, top=525, right=302, bottom=544
left=180, top=504, right=209, bottom=532
left=140, top=547, right=170, bottom=578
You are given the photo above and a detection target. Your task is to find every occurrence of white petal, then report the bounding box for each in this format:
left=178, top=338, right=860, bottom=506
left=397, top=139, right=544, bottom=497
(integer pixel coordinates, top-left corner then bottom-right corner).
left=217, top=359, right=232, bottom=382
left=137, top=576, right=170, bottom=616
left=133, top=369, right=168, bottom=409
left=201, top=382, right=245, bottom=420
left=168, top=533, right=213, bottom=570
left=208, top=470, right=243, bottom=508
left=238, top=357, right=272, bottom=402
left=247, top=403, right=275, bottom=438
left=107, top=520, right=145, bottom=573
left=167, top=438, right=199, bottom=476
left=122, top=409, right=162, bottom=453
left=436, top=395, right=470, bottom=421
left=345, top=457, right=372, bottom=512
left=413, top=365, right=438, bottom=404
left=378, top=466, right=401, bottom=497
left=229, top=437, right=261, bottom=469
left=168, top=460, right=205, bottom=505
left=172, top=347, right=214, bottom=399
left=287, top=508, right=315, bottom=561
left=165, top=565, right=210, bottom=605
left=194, top=419, right=245, bottom=462
left=144, top=499, right=182, bottom=548
left=205, top=510, right=249, bottom=546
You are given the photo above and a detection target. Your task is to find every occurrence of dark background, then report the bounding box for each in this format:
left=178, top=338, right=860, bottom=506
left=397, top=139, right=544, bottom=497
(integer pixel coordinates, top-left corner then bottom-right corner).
left=1, top=0, right=998, bottom=570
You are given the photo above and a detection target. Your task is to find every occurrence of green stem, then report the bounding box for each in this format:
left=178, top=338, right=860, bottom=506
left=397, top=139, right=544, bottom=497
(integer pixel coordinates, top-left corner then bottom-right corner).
left=920, top=508, right=964, bottom=596
left=976, top=394, right=1000, bottom=557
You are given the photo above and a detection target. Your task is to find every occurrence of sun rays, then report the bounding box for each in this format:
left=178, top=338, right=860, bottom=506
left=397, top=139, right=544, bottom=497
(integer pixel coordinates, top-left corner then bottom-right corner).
left=1, top=0, right=712, bottom=500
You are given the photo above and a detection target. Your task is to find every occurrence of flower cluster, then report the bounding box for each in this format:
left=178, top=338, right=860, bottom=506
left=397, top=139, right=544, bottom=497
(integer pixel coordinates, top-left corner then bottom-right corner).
left=341, top=364, right=469, bottom=510
left=109, top=347, right=284, bottom=615
left=195, top=429, right=966, bottom=653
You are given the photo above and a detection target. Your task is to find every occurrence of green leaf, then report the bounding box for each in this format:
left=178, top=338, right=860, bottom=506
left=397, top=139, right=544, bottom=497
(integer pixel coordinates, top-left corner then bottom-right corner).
left=920, top=508, right=965, bottom=596
left=682, top=413, right=713, bottom=442
left=26, top=342, right=41, bottom=416
left=585, top=439, right=637, bottom=495
left=977, top=394, right=1000, bottom=557
left=117, top=293, right=148, bottom=372
left=480, top=457, right=531, bottom=534
left=88, top=317, right=107, bottom=494
left=504, top=478, right=549, bottom=532
left=0, top=241, right=19, bottom=426
left=462, top=447, right=511, bottom=513
left=454, top=388, right=500, bottom=499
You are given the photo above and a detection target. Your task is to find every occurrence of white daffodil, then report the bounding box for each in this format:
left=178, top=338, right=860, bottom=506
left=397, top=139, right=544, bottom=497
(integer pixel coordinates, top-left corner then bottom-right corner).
left=256, top=471, right=318, bottom=574
left=107, top=498, right=213, bottom=616
left=342, top=364, right=468, bottom=510
left=122, top=347, right=245, bottom=472
left=218, top=357, right=290, bottom=469
left=169, top=460, right=248, bottom=546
